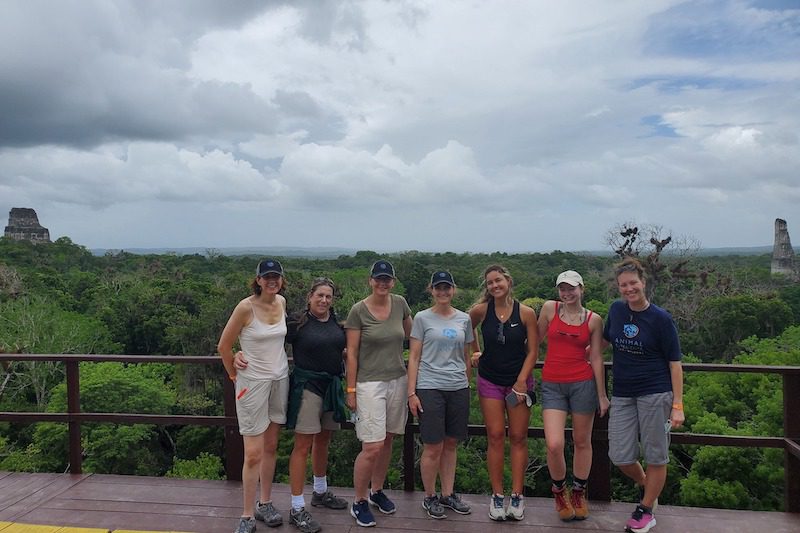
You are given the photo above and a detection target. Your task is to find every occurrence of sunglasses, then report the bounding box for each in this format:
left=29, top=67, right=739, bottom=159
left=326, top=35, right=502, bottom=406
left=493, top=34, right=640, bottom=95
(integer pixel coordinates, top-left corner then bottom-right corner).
left=556, top=330, right=580, bottom=338
left=496, top=322, right=506, bottom=345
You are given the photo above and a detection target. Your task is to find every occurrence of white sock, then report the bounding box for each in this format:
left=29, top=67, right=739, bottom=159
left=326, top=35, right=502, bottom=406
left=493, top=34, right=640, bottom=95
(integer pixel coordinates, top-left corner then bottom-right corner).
left=313, top=476, right=327, bottom=494
left=291, top=494, right=305, bottom=511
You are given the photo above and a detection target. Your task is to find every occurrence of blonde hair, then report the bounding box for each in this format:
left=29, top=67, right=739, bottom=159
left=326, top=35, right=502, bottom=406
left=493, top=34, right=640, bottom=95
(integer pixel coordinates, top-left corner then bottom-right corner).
left=475, top=264, right=514, bottom=305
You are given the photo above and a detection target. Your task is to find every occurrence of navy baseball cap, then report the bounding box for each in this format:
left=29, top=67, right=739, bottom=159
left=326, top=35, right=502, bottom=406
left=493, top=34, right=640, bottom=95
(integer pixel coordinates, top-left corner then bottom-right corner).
left=431, top=270, right=455, bottom=286
left=256, top=259, right=283, bottom=277
left=370, top=259, right=396, bottom=278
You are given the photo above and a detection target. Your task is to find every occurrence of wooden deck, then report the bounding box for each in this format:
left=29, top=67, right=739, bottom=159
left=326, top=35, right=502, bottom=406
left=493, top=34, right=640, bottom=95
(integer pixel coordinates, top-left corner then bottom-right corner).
left=1, top=471, right=798, bottom=532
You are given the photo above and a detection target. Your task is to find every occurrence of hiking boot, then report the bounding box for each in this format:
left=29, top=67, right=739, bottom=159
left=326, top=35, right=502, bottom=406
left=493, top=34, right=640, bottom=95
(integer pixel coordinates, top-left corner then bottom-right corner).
left=235, top=517, right=256, bottom=533
left=422, top=494, right=446, bottom=519
left=289, top=507, right=321, bottom=533
left=439, top=493, right=471, bottom=514
left=552, top=485, right=575, bottom=521
left=254, top=500, right=283, bottom=527
left=368, top=490, right=396, bottom=514
left=625, top=504, right=656, bottom=533
left=571, top=487, right=588, bottom=520
left=350, top=499, right=376, bottom=527
left=507, top=493, right=524, bottom=521
left=311, top=489, right=348, bottom=509
left=488, top=494, right=506, bottom=521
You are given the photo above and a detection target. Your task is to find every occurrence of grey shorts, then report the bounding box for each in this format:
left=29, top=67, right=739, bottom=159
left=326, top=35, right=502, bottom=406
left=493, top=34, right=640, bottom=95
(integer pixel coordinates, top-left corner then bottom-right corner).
left=608, top=392, right=672, bottom=466
left=541, top=379, right=598, bottom=414
left=416, top=388, right=470, bottom=444
left=235, top=376, right=289, bottom=436
left=294, top=388, right=340, bottom=434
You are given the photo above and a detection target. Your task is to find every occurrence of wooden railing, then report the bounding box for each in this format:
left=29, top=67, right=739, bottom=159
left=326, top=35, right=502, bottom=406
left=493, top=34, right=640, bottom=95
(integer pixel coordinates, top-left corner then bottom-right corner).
left=1, top=355, right=798, bottom=512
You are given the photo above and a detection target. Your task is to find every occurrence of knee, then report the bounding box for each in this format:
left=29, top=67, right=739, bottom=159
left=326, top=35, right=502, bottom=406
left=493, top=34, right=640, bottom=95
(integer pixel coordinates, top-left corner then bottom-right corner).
left=244, top=449, right=263, bottom=468
left=423, top=443, right=444, bottom=461
left=360, top=442, right=382, bottom=461
left=486, top=430, right=506, bottom=448
left=292, top=439, right=313, bottom=457
left=546, top=437, right=565, bottom=456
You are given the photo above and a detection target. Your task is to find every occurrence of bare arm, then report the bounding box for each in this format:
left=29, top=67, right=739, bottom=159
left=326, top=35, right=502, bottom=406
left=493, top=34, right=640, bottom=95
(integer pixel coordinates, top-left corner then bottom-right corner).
left=345, top=328, right=361, bottom=410
left=514, top=304, right=539, bottom=395
left=407, top=337, right=423, bottom=416
left=669, top=360, right=684, bottom=428
left=588, top=313, right=610, bottom=417
left=468, top=303, right=486, bottom=367
left=537, top=300, right=555, bottom=342
left=217, top=300, right=249, bottom=379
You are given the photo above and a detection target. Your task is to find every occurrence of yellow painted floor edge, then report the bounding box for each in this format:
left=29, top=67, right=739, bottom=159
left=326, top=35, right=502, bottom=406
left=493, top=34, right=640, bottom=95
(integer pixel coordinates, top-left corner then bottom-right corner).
left=0, top=522, right=193, bottom=533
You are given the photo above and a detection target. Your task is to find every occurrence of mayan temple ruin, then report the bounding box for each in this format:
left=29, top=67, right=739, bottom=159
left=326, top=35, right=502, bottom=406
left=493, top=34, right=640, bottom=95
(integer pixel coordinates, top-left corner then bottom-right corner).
left=3, top=208, right=51, bottom=243
left=771, top=218, right=797, bottom=279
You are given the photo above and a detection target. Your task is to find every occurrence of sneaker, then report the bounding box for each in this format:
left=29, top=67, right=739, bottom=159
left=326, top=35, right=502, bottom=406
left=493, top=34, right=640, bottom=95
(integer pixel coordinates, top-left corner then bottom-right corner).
left=422, top=494, right=446, bottom=519
left=289, top=507, right=321, bottom=533
left=235, top=517, right=256, bottom=533
left=368, top=490, right=396, bottom=514
left=439, top=493, right=471, bottom=514
left=552, top=486, right=575, bottom=521
left=507, top=493, right=524, bottom=521
left=625, top=504, right=656, bottom=533
left=351, top=499, right=376, bottom=527
left=488, top=494, right=506, bottom=521
left=571, top=487, right=588, bottom=520
left=312, top=489, right=348, bottom=509
left=254, top=501, right=283, bottom=527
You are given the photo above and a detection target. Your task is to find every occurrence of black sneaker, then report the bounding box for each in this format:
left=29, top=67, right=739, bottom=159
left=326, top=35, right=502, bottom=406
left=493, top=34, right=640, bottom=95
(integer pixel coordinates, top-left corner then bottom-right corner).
left=254, top=500, right=283, bottom=527
left=351, top=499, right=377, bottom=527
left=234, top=517, right=256, bottom=533
left=289, top=507, right=321, bottom=533
left=439, top=493, right=471, bottom=514
left=311, top=489, right=348, bottom=509
left=422, top=495, right=446, bottom=519
left=368, top=490, right=396, bottom=514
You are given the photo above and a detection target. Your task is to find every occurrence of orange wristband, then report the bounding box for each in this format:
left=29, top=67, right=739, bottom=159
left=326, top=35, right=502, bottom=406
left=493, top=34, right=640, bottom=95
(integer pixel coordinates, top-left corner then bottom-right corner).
left=346, top=387, right=356, bottom=393
left=672, top=403, right=683, bottom=410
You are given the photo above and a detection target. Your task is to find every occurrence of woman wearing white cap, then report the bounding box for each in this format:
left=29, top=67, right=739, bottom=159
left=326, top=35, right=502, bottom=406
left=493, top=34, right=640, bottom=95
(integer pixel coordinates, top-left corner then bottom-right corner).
left=537, top=270, right=608, bottom=523
left=407, top=271, right=473, bottom=520
left=344, top=259, right=412, bottom=528
left=219, top=258, right=290, bottom=533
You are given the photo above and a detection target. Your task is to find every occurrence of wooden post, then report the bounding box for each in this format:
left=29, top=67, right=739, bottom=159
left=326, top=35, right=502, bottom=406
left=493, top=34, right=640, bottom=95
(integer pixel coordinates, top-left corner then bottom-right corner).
left=403, top=417, right=416, bottom=491
left=223, top=376, right=243, bottom=481
left=66, top=361, right=82, bottom=474
left=784, top=373, right=800, bottom=513
left=588, top=365, right=611, bottom=501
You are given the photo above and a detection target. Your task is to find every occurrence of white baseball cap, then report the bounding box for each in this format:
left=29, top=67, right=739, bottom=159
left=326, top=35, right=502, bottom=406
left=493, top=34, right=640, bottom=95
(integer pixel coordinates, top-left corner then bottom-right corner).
left=555, top=270, right=583, bottom=287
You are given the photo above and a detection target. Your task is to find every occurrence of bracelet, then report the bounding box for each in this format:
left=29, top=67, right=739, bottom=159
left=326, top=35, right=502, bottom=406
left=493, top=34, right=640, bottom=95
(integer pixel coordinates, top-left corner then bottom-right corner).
left=672, top=403, right=684, bottom=410
left=408, top=392, right=417, bottom=398
left=346, top=387, right=356, bottom=393
left=511, top=388, right=525, bottom=395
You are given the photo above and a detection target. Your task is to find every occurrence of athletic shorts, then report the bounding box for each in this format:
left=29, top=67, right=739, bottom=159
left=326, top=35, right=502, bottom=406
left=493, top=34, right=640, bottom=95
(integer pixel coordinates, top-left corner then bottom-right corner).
left=235, top=375, right=289, bottom=436
left=477, top=374, right=534, bottom=401
left=541, top=379, right=598, bottom=414
left=355, top=376, right=408, bottom=443
left=294, top=388, right=340, bottom=434
left=416, top=388, right=470, bottom=444
left=608, top=392, right=672, bottom=466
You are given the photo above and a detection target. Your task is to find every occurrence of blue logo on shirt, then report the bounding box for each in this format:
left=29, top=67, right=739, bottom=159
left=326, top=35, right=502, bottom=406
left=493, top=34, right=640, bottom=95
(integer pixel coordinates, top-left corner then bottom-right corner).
left=623, top=323, right=639, bottom=338
left=442, top=328, right=457, bottom=339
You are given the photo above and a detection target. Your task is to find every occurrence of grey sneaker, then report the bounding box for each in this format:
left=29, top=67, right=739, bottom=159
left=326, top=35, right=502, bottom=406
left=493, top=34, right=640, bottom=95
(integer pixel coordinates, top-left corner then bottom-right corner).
left=311, top=489, right=348, bottom=509
left=507, top=493, right=524, bottom=521
left=289, top=507, right=321, bottom=533
left=235, top=517, right=257, bottom=533
left=488, top=494, right=506, bottom=521
left=254, top=500, right=283, bottom=527
left=422, top=495, right=446, bottom=519
left=439, top=493, right=471, bottom=515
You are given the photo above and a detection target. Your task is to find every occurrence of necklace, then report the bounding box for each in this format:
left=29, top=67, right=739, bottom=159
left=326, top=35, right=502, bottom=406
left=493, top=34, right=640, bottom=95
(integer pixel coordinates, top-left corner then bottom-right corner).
left=560, top=305, right=585, bottom=325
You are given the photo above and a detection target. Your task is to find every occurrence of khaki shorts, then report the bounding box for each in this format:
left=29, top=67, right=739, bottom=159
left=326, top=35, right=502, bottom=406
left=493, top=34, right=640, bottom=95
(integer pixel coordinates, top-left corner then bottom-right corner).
left=235, top=376, right=289, bottom=436
left=355, top=376, right=408, bottom=443
left=294, top=388, right=341, bottom=434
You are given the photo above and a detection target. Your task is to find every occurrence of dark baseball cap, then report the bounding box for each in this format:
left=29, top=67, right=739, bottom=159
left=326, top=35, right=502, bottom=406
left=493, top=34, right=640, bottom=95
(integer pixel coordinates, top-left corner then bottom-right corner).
left=370, top=259, right=396, bottom=278
left=256, top=259, right=283, bottom=277
left=431, top=270, right=455, bottom=286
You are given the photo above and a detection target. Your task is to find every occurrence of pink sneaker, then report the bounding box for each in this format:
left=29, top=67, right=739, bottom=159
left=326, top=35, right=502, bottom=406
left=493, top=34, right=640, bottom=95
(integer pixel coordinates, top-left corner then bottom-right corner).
left=625, top=504, right=656, bottom=533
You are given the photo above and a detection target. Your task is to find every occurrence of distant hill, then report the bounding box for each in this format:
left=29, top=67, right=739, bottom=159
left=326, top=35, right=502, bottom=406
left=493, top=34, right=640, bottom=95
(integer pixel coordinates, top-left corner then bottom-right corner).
left=91, top=246, right=358, bottom=258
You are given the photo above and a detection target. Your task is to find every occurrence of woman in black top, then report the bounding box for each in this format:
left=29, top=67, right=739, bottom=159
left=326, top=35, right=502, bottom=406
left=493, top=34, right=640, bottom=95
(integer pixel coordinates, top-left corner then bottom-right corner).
left=285, top=278, right=348, bottom=531
left=469, top=265, right=538, bottom=521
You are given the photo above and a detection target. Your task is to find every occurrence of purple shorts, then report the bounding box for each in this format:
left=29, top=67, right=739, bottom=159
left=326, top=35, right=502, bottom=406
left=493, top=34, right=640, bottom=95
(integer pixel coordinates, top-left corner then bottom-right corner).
left=477, top=375, right=535, bottom=401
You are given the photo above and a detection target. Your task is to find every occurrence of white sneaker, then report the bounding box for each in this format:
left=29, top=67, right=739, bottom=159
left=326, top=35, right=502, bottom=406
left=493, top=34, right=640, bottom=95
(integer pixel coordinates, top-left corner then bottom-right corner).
left=507, top=493, right=524, bottom=520
left=488, top=494, right=506, bottom=521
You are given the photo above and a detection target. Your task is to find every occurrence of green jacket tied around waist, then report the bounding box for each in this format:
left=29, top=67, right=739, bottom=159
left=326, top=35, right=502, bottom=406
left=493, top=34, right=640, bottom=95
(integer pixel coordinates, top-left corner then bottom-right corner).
left=286, top=366, right=346, bottom=429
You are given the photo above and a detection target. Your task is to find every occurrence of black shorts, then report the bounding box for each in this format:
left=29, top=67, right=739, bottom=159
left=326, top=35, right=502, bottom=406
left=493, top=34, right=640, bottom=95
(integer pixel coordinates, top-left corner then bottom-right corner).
left=416, top=388, right=470, bottom=444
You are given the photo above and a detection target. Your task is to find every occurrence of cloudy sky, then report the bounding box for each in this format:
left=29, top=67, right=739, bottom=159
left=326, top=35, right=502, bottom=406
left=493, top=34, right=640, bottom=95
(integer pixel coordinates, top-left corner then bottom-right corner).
left=1, top=0, right=798, bottom=253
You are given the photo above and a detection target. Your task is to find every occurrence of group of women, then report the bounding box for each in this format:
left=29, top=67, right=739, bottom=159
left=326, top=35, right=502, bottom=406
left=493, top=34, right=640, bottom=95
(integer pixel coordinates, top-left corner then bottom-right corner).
left=219, top=257, right=683, bottom=533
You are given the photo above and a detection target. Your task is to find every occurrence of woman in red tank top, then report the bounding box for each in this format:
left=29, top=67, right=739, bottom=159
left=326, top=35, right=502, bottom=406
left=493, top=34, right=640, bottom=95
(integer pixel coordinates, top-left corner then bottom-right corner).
left=537, top=270, right=609, bottom=522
